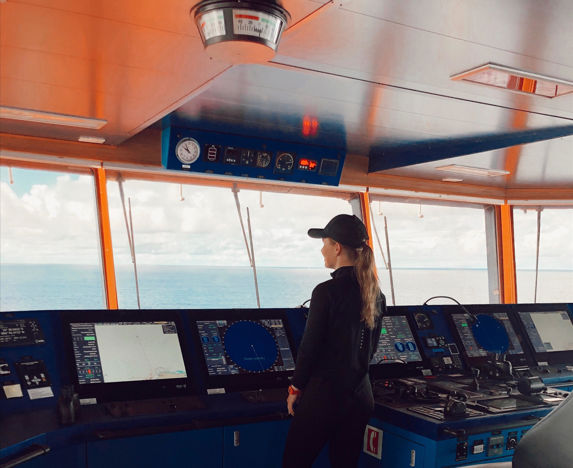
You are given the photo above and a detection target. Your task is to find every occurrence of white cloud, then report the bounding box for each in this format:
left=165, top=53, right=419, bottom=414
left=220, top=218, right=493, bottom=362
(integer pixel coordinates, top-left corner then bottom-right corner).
left=1, top=174, right=572, bottom=273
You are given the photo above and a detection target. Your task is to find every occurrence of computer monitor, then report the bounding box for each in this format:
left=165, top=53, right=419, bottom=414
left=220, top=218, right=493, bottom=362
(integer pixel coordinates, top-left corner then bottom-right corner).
left=452, top=312, right=523, bottom=354
left=62, top=310, right=194, bottom=402
left=450, top=311, right=527, bottom=365
left=190, top=309, right=296, bottom=393
left=518, top=309, right=573, bottom=364
left=369, top=313, right=425, bottom=378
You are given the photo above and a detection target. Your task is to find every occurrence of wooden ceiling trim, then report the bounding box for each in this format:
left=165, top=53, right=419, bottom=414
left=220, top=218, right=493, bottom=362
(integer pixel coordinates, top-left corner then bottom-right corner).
left=0, top=129, right=161, bottom=166
left=2, top=130, right=571, bottom=204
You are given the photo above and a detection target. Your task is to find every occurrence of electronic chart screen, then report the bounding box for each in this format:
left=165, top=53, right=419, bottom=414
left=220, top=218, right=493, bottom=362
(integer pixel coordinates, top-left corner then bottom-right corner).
left=519, top=311, right=573, bottom=354
left=70, top=321, right=187, bottom=385
left=196, top=318, right=295, bottom=377
left=451, top=313, right=524, bottom=358
left=370, top=315, right=423, bottom=364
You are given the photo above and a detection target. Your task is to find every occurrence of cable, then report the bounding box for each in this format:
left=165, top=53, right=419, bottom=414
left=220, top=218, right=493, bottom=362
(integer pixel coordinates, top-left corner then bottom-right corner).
left=422, top=295, right=478, bottom=324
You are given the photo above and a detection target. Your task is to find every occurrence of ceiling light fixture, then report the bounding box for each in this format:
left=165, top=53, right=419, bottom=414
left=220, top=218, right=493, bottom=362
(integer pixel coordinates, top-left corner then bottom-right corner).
left=436, top=164, right=510, bottom=177
left=0, top=106, right=107, bottom=129
left=191, top=0, right=290, bottom=63
left=451, top=63, right=573, bottom=98
left=78, top=136, right=106, bottom=144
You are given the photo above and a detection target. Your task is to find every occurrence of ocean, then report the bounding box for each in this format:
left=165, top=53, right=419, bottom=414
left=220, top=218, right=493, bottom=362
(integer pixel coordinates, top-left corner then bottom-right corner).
left=0, top=264, right=571, bottom=312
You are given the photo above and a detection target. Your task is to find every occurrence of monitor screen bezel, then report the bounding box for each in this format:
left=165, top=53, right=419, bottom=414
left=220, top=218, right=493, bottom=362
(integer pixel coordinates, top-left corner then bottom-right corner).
left=447, top=306, right=529, bottom=367
left=61, top=309, right=196, bottom=402
left=369, top=308, right=427, bottom=379
left=514, top=304, right=573, bottom=366
left=188, top=308, right=297, bottom=393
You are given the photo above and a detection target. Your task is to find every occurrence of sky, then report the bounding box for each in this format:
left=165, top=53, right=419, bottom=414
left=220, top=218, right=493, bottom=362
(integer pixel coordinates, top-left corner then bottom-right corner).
left=1, top=166, right=572, bottom=271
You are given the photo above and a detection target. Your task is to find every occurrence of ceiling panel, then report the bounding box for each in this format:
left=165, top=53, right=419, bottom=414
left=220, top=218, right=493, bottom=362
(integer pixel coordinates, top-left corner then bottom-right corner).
left=6, top=0, right=200, bottom=36
left=279, top=0, right=573, bottom=117
left=1, top=0, right=572, bottom=193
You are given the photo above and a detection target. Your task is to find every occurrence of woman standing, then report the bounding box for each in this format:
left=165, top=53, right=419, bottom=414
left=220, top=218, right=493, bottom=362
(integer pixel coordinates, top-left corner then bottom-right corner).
left=283, top=214, right=385, bottom=468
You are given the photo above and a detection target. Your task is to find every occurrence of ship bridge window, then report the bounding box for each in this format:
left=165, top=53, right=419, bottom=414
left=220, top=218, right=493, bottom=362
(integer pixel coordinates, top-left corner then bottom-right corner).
left=0, top=167, right=105, bottom=312
left=369, top=199, right=489, bottom=306
left=105, top=178, right=352, bottom=309
left=514, top=207, right=573, bottom=303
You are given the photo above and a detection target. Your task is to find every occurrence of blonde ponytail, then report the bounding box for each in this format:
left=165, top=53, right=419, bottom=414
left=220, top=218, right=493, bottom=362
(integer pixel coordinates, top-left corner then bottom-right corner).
left=353, top=243, right=380, bottom=329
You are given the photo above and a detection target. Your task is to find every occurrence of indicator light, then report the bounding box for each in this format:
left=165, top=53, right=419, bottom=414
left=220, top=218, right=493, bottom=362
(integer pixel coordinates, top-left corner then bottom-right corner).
left=302, top=116, right=319, bottom=136
left=298, top=158, right=318, bottom=171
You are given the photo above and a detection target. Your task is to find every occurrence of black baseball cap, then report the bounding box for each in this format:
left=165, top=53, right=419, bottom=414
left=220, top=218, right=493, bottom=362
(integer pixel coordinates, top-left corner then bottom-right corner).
left=308, top=214, right=368, bottom=248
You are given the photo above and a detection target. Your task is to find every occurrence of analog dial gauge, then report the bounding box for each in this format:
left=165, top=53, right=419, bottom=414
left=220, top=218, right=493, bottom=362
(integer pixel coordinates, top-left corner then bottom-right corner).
left=275, top=152, right=295, bottom=173
left=175, top=138, right=201, bottom=164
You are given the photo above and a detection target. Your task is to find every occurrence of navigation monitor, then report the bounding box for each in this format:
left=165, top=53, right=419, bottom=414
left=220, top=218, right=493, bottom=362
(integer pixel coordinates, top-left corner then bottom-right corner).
left=191, top=309, right=296, bottom=393
left=70, top=321, right=186, bottom=384
left=371, top=315, right=423, bottom=365
left=451, top=312, right=524, bottom=363
left=62, top=311, right=193, bottom=401
left=518, top=310, right=573, bottom=361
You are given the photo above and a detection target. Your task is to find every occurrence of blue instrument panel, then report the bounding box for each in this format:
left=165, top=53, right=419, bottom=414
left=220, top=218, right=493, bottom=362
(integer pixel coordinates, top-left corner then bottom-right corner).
left=161, top=126, right=346, bottom=186
left=402, top=306, right=466, bottom=374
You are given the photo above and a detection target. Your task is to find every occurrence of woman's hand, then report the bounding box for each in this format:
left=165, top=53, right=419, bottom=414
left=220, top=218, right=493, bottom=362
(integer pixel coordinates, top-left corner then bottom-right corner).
left=287, top=393, right=299, bottom=416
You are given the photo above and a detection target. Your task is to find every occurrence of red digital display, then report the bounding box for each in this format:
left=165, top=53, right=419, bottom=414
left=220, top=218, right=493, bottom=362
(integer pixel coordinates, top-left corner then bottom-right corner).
left=298, top=158, right=318, bottom=171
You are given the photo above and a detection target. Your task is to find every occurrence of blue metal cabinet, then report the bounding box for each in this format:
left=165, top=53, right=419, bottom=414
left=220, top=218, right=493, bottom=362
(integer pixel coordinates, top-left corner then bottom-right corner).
left=223, top=419, right=291, bottom=468
left=1, top=444, right=85, bottom=468
left=87, top=427, right=222, bottom=468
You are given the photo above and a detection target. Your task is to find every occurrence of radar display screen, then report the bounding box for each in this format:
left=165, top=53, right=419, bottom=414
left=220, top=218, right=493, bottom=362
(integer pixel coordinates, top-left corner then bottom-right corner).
left=519, top=311, right=573, bottom=354
left=452, top=313, right=523, bottom=358
left=197, top=319, right=295, bottom=376
left=371, top=316, right=422, bottom=364
left=70, top=321, right=187, bottom=384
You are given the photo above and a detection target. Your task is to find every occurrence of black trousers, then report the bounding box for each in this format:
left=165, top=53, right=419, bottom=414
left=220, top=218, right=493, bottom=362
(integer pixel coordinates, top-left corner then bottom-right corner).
left=282, top=376, right=373, bottom=468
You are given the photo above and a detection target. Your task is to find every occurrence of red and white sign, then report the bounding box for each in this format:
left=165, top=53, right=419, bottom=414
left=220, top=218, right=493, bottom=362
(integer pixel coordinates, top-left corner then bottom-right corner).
left=363, top=425, right=383, bottom=459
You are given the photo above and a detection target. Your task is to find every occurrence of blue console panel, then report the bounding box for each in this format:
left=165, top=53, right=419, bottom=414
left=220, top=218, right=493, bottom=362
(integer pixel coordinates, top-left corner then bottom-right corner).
left=2, top=304, right=572, bottom=468
left=161, top=126, right=346, bottom=186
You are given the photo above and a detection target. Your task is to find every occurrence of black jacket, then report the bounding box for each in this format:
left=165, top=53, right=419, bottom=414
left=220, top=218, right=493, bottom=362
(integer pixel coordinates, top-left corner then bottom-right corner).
left=291, top=266, right=385, bottom=394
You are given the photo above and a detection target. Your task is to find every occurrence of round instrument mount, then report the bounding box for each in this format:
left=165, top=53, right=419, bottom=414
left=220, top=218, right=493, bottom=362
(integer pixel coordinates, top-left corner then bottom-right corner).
left=192, top=0, right=290, bottom=63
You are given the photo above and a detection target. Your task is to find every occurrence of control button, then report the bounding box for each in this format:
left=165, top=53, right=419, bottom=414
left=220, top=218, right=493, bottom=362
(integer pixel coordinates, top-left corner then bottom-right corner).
left=406, top=342, right=416, bottom=352
left=0, top=360, right=10, bottom=375
left=395, top=342, right=405, bottom=352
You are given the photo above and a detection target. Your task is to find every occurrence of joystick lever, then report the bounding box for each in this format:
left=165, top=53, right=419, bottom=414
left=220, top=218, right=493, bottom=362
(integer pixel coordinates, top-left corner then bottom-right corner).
left=471, top=367, right=480, bottom=392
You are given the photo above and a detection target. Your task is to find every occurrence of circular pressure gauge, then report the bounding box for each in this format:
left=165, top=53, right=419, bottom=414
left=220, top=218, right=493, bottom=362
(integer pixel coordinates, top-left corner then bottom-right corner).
left=274, top=152, right=295, bottom=173
left=175, top=138, right=201, bottom=164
